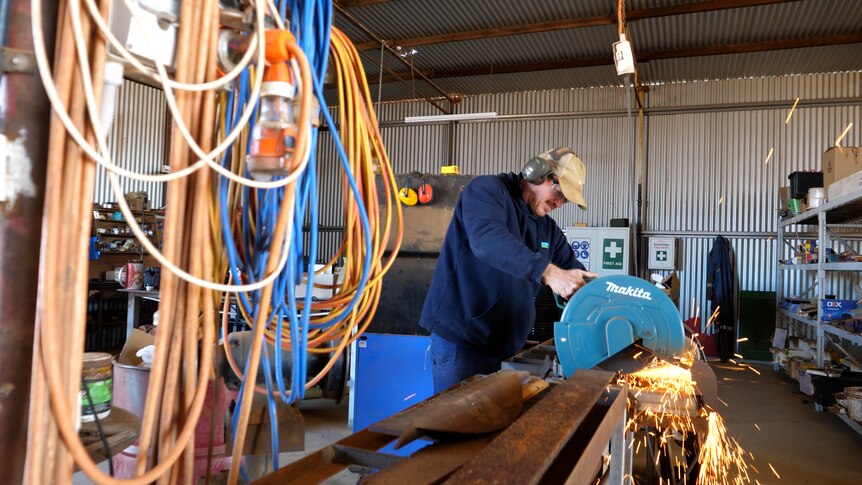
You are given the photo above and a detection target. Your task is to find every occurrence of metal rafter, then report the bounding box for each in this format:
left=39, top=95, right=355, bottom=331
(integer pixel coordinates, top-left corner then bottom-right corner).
left=334, top=2, right=458, bottom=109
left=352, top=0, right=802, bottom=51
left=365, top=33, right=862, bottom=85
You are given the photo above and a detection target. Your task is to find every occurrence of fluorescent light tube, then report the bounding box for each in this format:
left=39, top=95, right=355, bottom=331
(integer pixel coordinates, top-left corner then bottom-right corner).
left=404, top=112, right=497, bottom=123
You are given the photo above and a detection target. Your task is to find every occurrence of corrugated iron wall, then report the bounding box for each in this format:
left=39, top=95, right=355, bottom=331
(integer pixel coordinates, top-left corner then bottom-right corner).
left=103, top=71, right=861, bottom=334
left=316, top=72, right=861, bottom=335
left=96, top=80, right=168, bottom=208
left=645, top=101, right=862, bottom=329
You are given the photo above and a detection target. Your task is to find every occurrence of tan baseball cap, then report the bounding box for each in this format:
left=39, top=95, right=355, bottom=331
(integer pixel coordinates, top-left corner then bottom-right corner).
left=540, top=147, right=587, bottom=210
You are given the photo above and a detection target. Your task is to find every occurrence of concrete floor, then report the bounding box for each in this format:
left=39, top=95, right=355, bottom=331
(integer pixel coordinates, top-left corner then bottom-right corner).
left=712, top=361, right=862, bottom=484
left=74, top=362, right=862, bottom=484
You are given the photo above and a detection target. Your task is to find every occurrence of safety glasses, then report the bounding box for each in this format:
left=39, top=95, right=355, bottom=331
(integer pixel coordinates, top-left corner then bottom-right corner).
left=550, top=176, right=567, bottom=202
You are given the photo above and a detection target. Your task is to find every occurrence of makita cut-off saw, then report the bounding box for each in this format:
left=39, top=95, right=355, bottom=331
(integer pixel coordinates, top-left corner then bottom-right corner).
left=554, top=275, right=687, bottom=377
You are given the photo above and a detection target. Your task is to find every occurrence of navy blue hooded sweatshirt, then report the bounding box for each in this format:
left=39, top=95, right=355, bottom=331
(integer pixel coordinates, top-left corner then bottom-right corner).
left=419, top=172, right=584, bottom=358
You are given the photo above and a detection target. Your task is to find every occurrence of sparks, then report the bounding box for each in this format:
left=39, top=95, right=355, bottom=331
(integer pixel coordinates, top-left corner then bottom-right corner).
left=785, top=97, right=800, bottom=124
left=633, top=351, right=644, bottom=359
left=835, top=122, right=854, bottom=147
left=754, top=423, right=761, bottom=431
left=748, top=366, right=761, bottom=376
left=737, top=337, right=748, bottom=343
left=403, top=393, right=416, bottom=401
left=706, top=307, right=720, bottom=329
left=619, top=351, right=749, bottom=484
left=717, top=396, right=729, bottom=407
left=763, top=147, right=774, bottom=165
left=719, top=195, right=724, bottom=205
left=768, top=462, right=781, bottom=479
left=698, top=412, right=750, bottom=485
left=734, top=353, right=743, bottom=359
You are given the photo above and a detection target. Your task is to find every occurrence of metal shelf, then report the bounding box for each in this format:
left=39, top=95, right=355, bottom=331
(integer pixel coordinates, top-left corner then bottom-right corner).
left=822, top=324, right=862, bottom=346
left=778, top=263, right=817, bottom=270
left=821, top=262, right=862, bottom=271
left=777, top=308, right=818, bottom=329
left=777, top=185, right=862, bottom=370
left=778, top=209, right=819, bottom=228
left=780, top=262, right=862, bottom=271
left=836, top=412, right=862, bottom=438
left=777, top=186, right=862, bottom=228
left=820, top=186, right=862, bottom=222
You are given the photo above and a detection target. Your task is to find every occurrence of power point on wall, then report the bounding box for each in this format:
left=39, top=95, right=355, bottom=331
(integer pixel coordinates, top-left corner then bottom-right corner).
left=613, top=33, right=635, bottom=76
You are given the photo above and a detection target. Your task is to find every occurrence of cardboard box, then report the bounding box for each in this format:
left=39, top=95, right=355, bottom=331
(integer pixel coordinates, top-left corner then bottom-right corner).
left=789, top=358, right=818, bottom=384
left=800, top=369, right=818, bottom=395
left=828, top=169, right=862, bottom=200
left=657, top=272, right=680, bottom=303
left=124, top=191, right=150, bottom=211
left=823, top=146, right=861, bottom=189
left=821, top=298, right=857, bottom=321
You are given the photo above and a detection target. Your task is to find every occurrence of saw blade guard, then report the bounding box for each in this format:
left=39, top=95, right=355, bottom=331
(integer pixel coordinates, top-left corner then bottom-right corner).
left=553, top=275, right=685, bottom=377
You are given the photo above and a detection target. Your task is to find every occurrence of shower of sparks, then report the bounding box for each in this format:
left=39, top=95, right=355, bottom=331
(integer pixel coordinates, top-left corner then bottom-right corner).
left=698, top=412, right=750, bottom=485
left=785, top=98, right=800, bottom=124
left=763, top=147, right=774, bottom=165
left=835, top=122, right=853, bottom=147
left=619, top=351, right=751, bottom=485
left=768, top=462, right=781, bottom=479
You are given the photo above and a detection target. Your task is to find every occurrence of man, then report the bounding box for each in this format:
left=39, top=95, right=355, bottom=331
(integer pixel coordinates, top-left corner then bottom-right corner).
left=419, top=147, right=597, bottom=393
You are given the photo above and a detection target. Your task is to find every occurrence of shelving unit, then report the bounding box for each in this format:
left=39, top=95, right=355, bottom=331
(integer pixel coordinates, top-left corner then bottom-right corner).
left=87, top=204, right=164, bottom=352
left=777, top=186, right=862, bottom=368
left=92, top=206, right=162, bottom=256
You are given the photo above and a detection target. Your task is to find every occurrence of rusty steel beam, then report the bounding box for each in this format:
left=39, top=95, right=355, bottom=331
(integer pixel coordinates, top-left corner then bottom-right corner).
left=354, top=0, right=801, bottom=51
left=366, top=32, right=862, bottom=85
left=0, top=1, right=58, bottom=483
left=334, top=2, right=457, bottom=109
left=334, top=0, right=399, bottom=8
left=248, top=429, right=396, bottom=484
left=445, top=369, right=618, bottom=484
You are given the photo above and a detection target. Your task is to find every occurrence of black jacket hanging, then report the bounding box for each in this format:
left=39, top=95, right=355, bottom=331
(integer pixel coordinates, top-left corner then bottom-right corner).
left=707, top=235, right=735, bottom=361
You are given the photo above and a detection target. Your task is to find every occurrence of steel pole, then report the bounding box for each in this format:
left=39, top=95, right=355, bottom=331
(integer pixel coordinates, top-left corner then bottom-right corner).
left=0, top=1, right=58, bottom=483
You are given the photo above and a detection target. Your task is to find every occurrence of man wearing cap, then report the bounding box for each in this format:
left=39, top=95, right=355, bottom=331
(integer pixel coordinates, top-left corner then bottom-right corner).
left=419, top=147, right=597, bottom=393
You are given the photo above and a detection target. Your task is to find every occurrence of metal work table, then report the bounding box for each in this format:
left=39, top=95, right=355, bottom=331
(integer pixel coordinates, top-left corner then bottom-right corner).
left=117, top=288, right=159, bottom=338
left=250, top=369, right=631, bottom=484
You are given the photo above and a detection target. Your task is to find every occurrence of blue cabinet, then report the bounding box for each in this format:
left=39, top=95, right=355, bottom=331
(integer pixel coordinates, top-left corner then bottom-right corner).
left=351, top=333, right=434, bottom=456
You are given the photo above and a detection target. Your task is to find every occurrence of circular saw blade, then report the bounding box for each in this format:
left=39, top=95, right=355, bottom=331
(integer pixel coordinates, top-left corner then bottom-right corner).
left=554, top=275, right=685, bottom=377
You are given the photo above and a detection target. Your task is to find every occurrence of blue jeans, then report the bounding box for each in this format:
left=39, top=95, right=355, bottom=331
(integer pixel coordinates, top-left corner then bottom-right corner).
left=429, top=333, right=503, bottom=394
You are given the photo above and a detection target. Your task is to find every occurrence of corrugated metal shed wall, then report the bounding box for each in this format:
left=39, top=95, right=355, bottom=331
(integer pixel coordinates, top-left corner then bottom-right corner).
left=103, top=72, right=861, bottom=335
left=96, top=80, right=168, bottom=208
left=316, top=71, right=861, bottom=336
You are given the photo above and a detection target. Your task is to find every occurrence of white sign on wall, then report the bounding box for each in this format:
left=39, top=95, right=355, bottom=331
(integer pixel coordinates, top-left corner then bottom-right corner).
left=648, top=237, right=676, bottom=270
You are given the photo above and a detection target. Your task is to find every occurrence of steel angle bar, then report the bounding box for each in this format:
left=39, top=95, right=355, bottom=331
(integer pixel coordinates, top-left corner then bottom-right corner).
left=444, top=369, right=618, bottom=484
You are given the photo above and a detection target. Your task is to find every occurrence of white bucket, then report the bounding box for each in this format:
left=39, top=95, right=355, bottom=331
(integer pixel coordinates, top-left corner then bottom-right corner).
left=846, top=386, right=862, bottom=423
left=808, top=187, right=825, bottom=208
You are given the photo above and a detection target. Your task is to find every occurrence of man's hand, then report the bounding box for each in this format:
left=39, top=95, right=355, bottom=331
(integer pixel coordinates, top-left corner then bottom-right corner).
left=541, top=264, right=598, bottom=299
